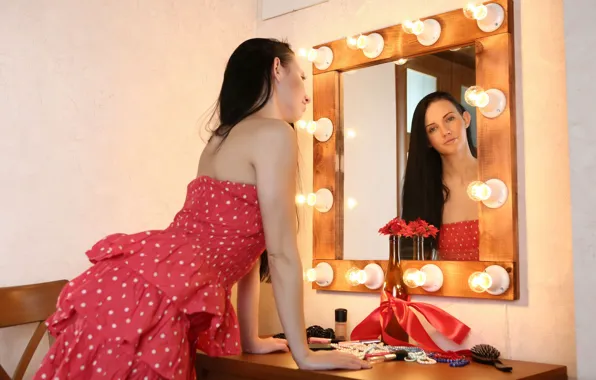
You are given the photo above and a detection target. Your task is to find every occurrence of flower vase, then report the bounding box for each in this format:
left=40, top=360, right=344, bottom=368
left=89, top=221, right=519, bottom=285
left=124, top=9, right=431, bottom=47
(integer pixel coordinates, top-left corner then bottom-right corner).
left=383, top=235, right=409, bottom=342
left=413, top=236, right=425, bottom=260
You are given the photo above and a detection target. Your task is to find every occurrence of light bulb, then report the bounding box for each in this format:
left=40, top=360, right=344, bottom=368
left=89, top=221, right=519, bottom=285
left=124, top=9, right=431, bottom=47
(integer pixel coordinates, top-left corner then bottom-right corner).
left=296, top=119, right=307, bottom=129
left=464, top=86, right=490, bottom=107
left=306, top=121, right=318, bottom=134
left=356, top=35, right=369, bottom=49
left=346, top=264, right=384, bottom=289
left=467, top=179, right=508, bottom=208
left=355, top=33, right=384, bottom=59
left=402, top=19, right=425, bottom=35
left=306, top=46, right=333, bottom=70
left=297, top=48, right=308, bottom=58
left=346, top=129, right=357, bottom=138
left=464, top=3, right=505, bottom=33
left=295, top=194, right=307, bottom=204
left=305, top=262, right=334, bottom=287
left=467, top=181, right=491, bottom=201
left=395, top=58, right=408, bottom=65
left=468, top=271, right=493, bottom=293
left=403, top=268, right=427, bottom=288
left=346, top=198, right=358, bottom=209
left=346, top=35, right=359, bottom=50
left=345, top=267, right=361, bottom=286
left=463, top=3, right=488, bottom=20
left=306, top=193, right=317, bottom=206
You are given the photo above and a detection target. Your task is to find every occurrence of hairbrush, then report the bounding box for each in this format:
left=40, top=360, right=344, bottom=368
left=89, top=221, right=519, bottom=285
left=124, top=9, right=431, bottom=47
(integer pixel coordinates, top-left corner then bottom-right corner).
left=470, top=344, right=513, bottom=372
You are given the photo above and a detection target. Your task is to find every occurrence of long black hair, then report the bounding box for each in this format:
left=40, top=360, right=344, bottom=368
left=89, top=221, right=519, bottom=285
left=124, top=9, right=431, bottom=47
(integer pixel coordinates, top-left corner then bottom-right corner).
left=401, top=91, right=477, bottom=249
left=207, top=38, right=296, bottom=283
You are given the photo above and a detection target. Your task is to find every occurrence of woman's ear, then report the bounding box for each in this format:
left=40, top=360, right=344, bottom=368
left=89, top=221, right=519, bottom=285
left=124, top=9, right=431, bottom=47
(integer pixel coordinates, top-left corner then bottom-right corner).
left=463, top=111, right=472, bottom=129
left=272, top=57, right=282, bottom=82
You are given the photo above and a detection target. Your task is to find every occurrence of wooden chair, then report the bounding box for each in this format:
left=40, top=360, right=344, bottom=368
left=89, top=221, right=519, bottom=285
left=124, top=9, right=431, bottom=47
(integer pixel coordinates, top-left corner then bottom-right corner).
left=0, top=280, right=68, bottom=380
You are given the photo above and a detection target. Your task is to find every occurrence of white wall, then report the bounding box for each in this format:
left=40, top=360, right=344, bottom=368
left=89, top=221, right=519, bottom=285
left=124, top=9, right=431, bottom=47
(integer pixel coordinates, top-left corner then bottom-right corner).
left=564, top=1, right=596, bottom=379
left=343, top=64, right=397, bottom=261
left=0, top=0, right=256, bottom=377
left=258, top=0, right=577, bottom=377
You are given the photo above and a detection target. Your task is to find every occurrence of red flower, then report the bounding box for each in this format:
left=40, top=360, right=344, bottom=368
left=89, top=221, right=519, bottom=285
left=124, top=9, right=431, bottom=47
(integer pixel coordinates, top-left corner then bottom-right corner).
left=424, top=225, right=439, bottom=239
left=379, top=217, right=408, bottom=237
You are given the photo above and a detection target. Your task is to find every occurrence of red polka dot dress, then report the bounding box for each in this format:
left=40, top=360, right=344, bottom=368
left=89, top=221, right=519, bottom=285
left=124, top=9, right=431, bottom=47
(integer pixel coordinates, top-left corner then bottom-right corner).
left=438, top=220, right=479, bottom=261
left=34, top=176, right=266, bottom=380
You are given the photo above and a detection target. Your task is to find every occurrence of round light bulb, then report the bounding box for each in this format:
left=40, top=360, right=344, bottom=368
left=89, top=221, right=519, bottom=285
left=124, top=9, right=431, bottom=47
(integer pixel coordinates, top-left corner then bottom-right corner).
left=465, top=86, right=490, bottom=108
left=463, top=3, right=488, bottom=20
left=307, top=48, right=319, bottom=63
left=403, top=268, right=427, bottom=288
left=356, top=35, right=369, bottom=49
left=296, top=120, right=307, bottom=129
left=467, top=181, right=492, bottom=201
left=395, top=58, right=408, bottom=65
left=305, top=268, right=317, bottom=282
left=346, top=129, right=357, bottom=138
left=355, top=270, right=367, bottom=285
left=346, top=35, right=359, bottom=50
left=346, top=198, right=358, bottom=209
left=468, top=271, right=493, bottom=293
left=306, top=121, right=317, bottom=134
left=306, top=193, right=317, bottom=206
left=345, top=267, right=361, bottom=286
left=297, top=48, right=308, bottom=58
left=295, top=194, right=307, bottom=204
left=402, top=19, right=425, bottom=35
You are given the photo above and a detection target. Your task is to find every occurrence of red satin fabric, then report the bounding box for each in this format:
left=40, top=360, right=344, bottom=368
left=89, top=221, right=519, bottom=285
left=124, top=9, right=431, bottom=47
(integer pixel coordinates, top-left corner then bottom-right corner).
left=351, top=291, right=471, bottom=353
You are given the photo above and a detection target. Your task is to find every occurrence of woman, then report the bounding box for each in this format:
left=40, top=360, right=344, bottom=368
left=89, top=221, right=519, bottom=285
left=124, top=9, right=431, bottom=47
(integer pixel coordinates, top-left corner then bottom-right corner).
left=402, top=91, right=479, bottom=261
left=34, top=38, right=370, bottom=380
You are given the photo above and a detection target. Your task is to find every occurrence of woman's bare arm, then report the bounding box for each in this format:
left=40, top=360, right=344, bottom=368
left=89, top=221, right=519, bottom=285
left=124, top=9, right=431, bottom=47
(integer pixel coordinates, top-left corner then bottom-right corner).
left=250, top=120, right=309, bottom=363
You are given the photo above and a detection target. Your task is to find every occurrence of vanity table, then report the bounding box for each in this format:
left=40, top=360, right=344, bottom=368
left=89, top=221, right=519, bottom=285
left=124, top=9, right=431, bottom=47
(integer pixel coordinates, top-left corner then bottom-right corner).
left=195, top=352, right=567, bottom=380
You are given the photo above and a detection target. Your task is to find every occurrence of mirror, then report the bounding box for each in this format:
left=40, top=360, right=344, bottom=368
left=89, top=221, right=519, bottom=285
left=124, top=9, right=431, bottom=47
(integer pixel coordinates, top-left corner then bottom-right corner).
left=342, top=45, right=478, bottom=261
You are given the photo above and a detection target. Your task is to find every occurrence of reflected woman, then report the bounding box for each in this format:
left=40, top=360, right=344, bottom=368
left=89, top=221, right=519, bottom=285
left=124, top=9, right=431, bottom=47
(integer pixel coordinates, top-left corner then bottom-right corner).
left=402, top=91, right=479, bottom=261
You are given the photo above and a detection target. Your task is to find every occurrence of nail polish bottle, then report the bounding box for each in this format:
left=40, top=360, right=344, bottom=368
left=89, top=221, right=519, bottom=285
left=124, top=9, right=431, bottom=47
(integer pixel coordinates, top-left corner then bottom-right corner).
left=335, top=308, right=348, bottom=341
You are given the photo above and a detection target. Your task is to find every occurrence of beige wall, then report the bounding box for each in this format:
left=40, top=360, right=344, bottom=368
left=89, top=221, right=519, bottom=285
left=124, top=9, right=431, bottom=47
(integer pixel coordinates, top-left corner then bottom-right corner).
left=0, top=0, right=256, bottom=377
left=257, top=0, right=577, bottom=377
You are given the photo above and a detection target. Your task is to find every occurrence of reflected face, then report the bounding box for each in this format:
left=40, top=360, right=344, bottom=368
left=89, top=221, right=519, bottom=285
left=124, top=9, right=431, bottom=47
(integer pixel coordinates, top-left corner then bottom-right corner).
left=274, top=56, right=311, bottom=123
left=424, top=99, right=471, bottom=155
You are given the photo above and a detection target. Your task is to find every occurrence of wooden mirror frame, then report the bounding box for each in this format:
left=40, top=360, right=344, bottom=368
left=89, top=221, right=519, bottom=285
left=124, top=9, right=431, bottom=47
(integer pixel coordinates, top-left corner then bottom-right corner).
left=310, top=0, right=518, bottom=300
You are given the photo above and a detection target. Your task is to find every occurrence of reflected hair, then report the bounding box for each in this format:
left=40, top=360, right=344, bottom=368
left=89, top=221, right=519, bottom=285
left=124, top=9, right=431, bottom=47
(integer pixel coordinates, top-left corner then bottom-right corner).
left=401, top=91, right=477, bottom=248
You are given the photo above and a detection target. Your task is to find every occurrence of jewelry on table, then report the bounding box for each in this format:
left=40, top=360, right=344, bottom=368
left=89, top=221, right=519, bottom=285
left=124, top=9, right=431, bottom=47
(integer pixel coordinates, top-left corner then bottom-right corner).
left=428, top=352, right=471, bottom=368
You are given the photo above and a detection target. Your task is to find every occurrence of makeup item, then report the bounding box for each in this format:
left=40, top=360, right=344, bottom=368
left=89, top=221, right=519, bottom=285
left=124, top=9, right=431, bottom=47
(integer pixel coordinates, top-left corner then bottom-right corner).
left=334, top=308, right=348, bottom=341
left=308, top=343, right=334, bottom=351
left=366, top=351, right=408, bottom=363
left=308, top=337, right=341, bottom=344
left=337, top=339, right=381, bottom=346
left=470, top=344, right=513, bottom=372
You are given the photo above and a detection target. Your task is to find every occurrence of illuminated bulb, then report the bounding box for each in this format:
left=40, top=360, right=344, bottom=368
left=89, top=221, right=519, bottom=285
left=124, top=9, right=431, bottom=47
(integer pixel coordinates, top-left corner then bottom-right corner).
left=463, top=3, right=488, bottom=20
left=402, top=19, right=425, bottom=35
left=306, top=46, right=334, bottom=70
left=402, top=19, right=441, bottom=46
left=346, top=264, right=384, bottom=289
left=297, top=48, right=308, bottom=58
left=305, top=262, right=334, bottom=287
left=468, top=271, right=492, bottom=293
left=356, top=33, right=384, bottom=59
left=467, top=179, right=508, bottom=208
left=346, top=35, right=359, bottom=50
left=296, top=119, right=307, bottom=130
left=463, top=3, right=505, bottom=33
left=305, top=118, right=334, bottom=142
left=306, top=121, right=317, bottom=134
left=464, top=86, right=507, bottom=118
left=346, top=198, right=358, bottom=210
left=395, top=58, right=408, bottom=65
left=298, top=189, right=334, bottom=212
left=403, top=268, right=427, bottom=288
left=402, top=264, right=443, bottom=292
left=468, top=265, right=510, bottom=295
left=346, top=129, right=357, bottom=138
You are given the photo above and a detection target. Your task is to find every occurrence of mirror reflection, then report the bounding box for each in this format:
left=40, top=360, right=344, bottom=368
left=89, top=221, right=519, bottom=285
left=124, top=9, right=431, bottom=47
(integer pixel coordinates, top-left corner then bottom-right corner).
left=342, top=45, right=479, bottom=261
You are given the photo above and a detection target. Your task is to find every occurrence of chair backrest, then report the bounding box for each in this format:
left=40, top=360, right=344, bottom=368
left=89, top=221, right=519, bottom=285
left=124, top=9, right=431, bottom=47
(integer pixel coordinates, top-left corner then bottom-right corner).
left=0, top=280, right=68, bottom=380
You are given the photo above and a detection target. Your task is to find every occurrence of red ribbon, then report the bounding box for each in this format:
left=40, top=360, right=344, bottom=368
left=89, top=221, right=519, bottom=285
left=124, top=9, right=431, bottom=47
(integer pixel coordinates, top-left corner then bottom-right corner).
left=351, top=291, right=471, bottom=353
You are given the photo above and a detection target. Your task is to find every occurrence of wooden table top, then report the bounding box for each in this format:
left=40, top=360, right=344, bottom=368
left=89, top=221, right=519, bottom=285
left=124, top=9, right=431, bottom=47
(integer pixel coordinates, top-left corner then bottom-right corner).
left=196, top=351, right=567, bottom=380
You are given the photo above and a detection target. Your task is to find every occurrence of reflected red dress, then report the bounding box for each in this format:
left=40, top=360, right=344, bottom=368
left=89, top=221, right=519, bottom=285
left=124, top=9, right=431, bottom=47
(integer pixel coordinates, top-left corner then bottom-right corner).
left=34, top=176, right=265, bottom=380
left=438, top=220, right=479, bottom=261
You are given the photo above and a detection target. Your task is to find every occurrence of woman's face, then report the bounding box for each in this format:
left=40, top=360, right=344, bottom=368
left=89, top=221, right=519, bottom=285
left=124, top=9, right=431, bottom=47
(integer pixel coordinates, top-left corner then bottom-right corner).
left=424, top=99, right=471, bottom=156
left=273, top=56, right=311, bottom=123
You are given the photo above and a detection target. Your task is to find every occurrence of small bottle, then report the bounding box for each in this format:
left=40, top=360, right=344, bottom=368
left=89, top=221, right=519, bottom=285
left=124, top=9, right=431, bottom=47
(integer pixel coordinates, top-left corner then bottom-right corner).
left=335, top=308, right=348, bottom=341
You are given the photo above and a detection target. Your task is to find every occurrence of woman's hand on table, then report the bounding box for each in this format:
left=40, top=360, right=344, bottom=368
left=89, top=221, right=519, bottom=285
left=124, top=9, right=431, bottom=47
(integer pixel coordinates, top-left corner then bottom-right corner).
left=296, top=350, right=372, bottom=371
